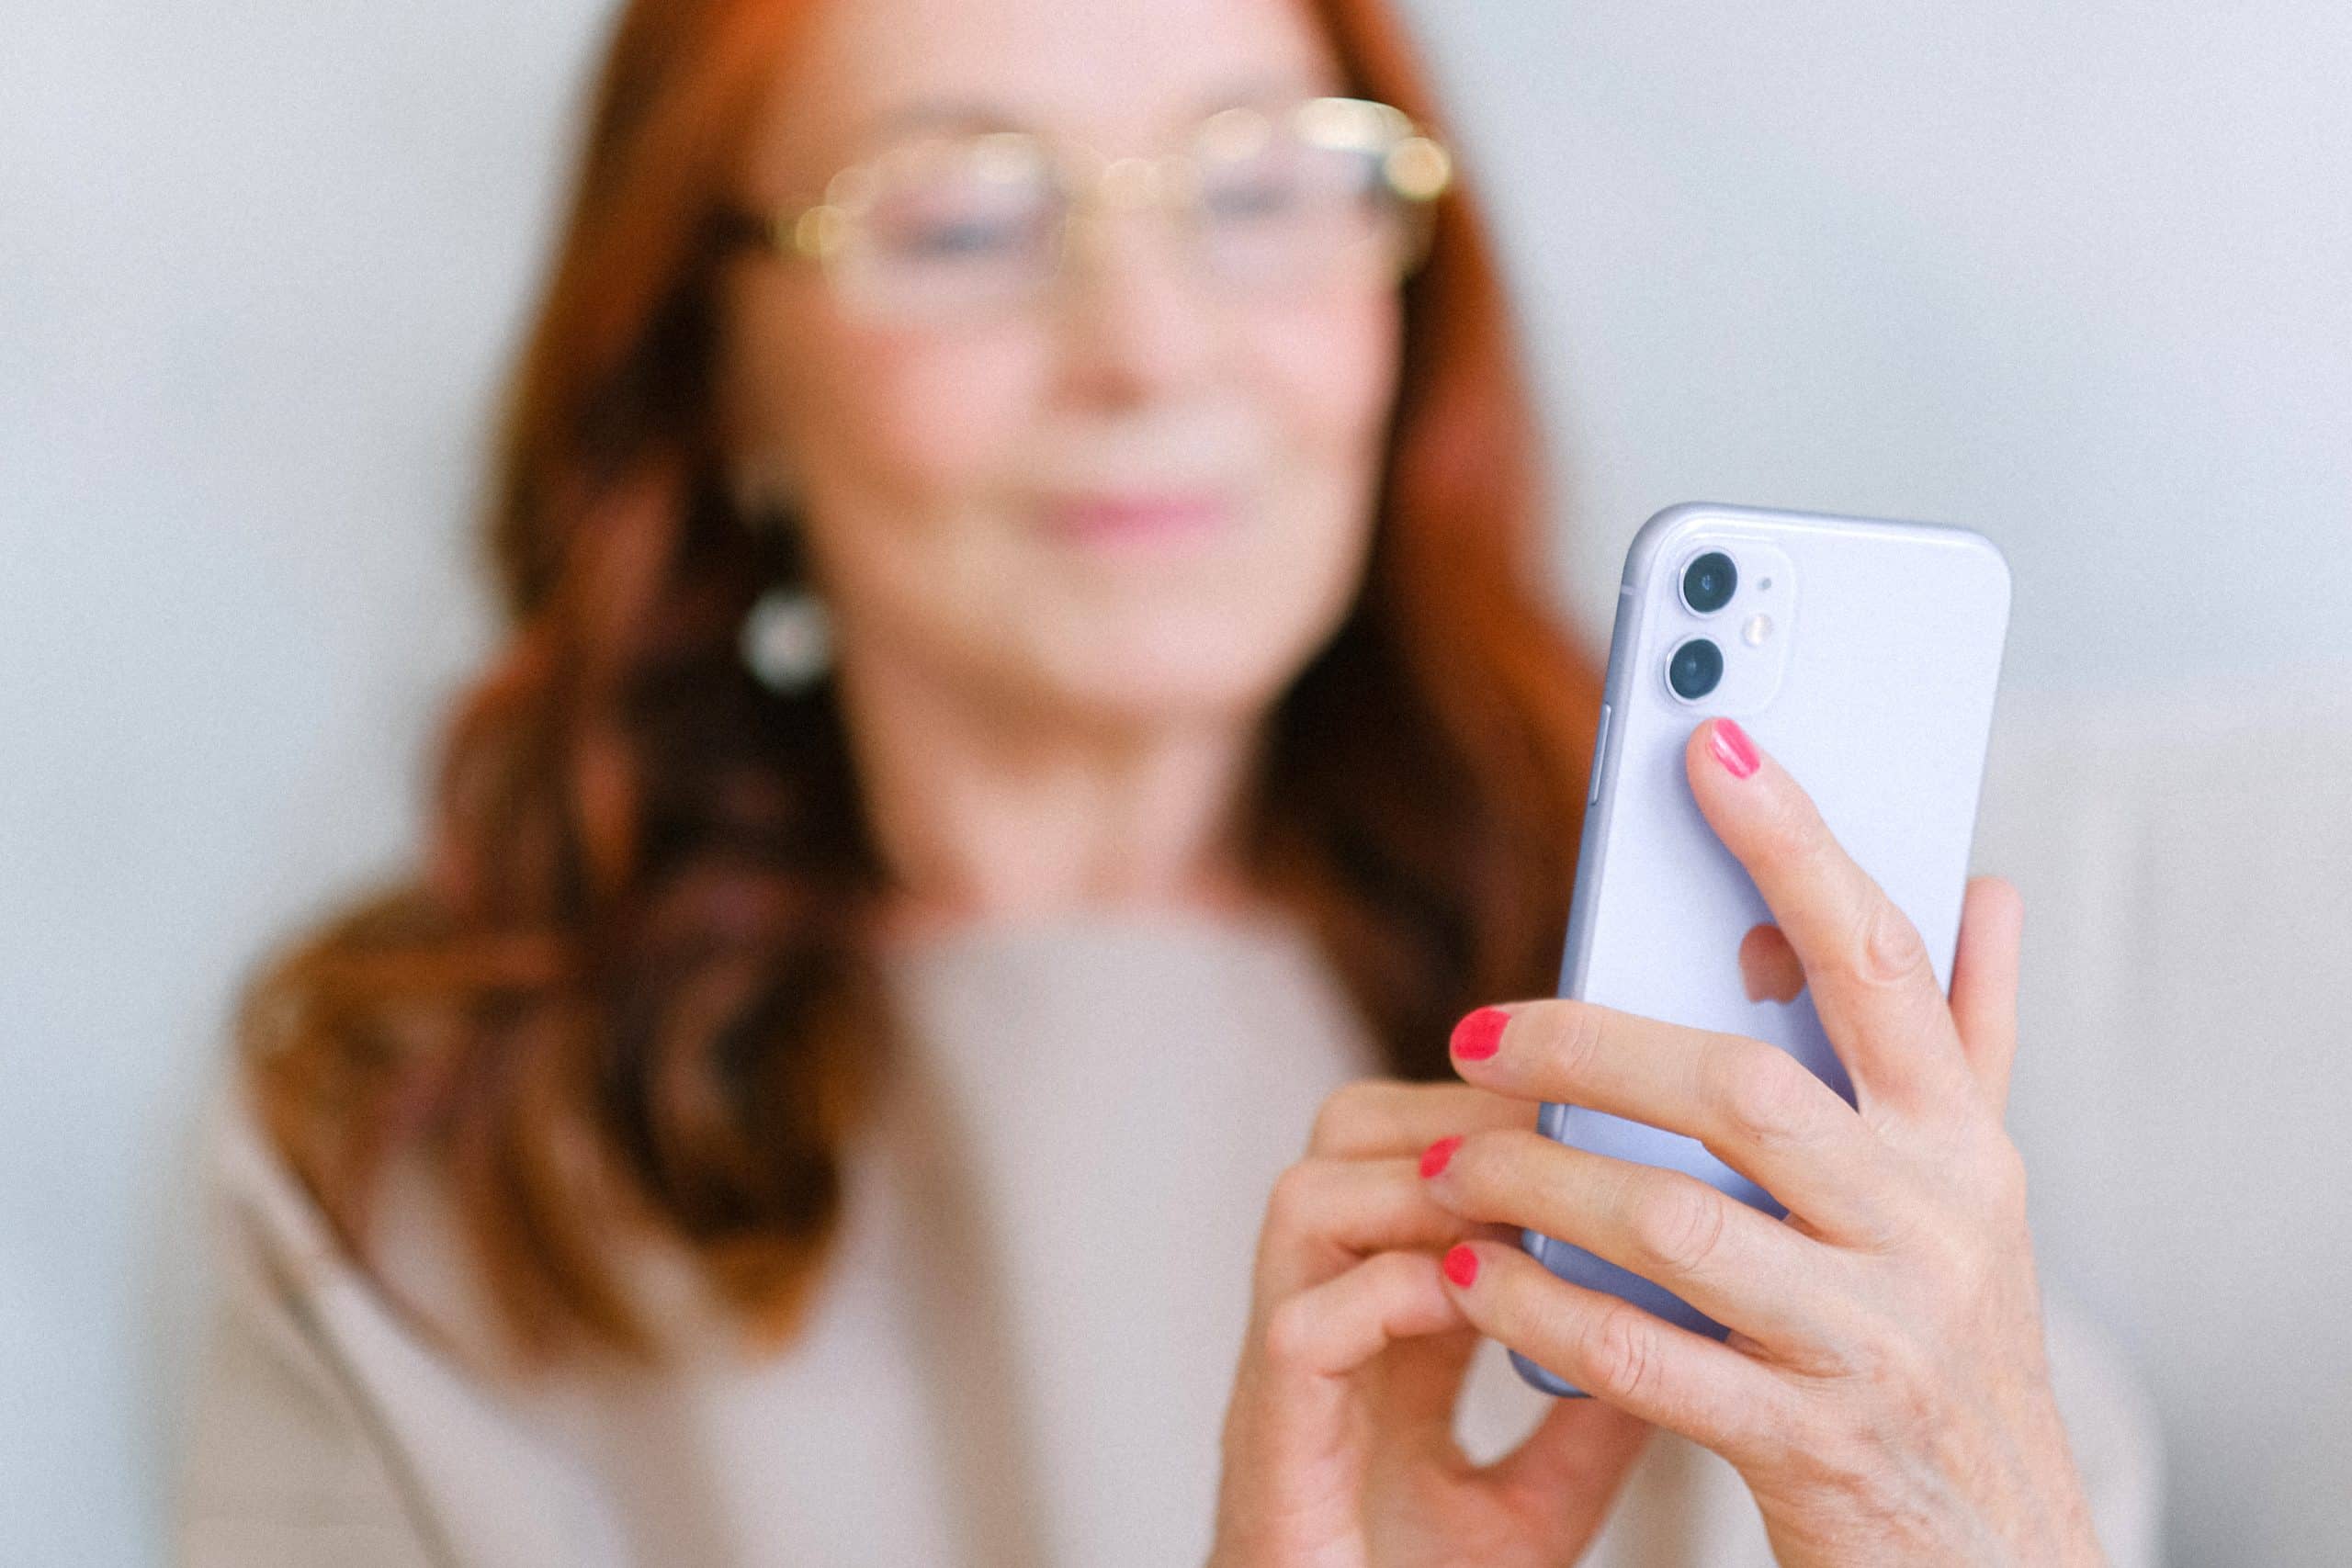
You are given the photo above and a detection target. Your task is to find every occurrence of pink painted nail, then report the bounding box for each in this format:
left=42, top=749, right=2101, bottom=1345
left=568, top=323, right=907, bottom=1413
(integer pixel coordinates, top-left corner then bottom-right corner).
left=1419, top=1134, right=1463, bottom=1178
left=1708, top=717, right=1760, bottom=779
left=1442, top=1244, right=1480, bottom=1287
left=1450, top=1006, right=1509, bottom=1061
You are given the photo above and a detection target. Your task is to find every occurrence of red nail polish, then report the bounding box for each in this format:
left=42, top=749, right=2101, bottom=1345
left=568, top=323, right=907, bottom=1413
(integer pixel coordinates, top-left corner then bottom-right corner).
left=1419, top=1134, right=1463, bottom=1178
left=1442, top=1244, right=1480, bottom=1287
left=1708, top=717, right=1760, bottom=779
left=1450, top=1006, right=1508, bottom=1061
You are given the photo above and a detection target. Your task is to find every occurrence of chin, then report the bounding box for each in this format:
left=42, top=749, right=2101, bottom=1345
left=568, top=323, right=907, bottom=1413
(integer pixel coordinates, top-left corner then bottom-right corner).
left=1026, top=610, right=1332, bottom=729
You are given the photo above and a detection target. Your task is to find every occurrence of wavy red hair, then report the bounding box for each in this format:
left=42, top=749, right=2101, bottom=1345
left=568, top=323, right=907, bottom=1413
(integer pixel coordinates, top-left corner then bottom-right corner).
left=235, top=0, right=1602, bottom=1368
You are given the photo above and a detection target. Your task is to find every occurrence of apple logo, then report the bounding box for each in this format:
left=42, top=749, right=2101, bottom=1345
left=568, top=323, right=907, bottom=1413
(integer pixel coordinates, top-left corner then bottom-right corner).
left=1738, top=922, right=1806, bottom=1004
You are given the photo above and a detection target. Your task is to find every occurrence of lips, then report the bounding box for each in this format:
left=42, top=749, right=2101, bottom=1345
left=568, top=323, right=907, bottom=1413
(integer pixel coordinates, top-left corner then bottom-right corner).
left=1040, top=488, right=1230, bottom=546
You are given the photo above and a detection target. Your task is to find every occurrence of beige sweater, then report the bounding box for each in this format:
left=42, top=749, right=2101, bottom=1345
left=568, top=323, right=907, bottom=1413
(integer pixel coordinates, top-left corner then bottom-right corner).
left=173, top=909, right=2164, bottom=1566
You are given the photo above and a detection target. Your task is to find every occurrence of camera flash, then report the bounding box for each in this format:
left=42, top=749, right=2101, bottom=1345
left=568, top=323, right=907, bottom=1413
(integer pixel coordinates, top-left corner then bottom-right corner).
left=1742, top=613, right=1773, bottom=648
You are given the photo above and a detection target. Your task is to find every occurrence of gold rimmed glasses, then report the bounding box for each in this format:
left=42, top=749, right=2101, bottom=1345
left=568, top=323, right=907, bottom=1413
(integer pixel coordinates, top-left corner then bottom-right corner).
left=717, top=96, right=1453, bottom=325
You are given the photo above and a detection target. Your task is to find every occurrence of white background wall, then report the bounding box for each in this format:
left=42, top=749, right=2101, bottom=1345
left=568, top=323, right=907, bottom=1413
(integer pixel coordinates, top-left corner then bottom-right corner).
left=4, top=2, right=2346, bottom=1562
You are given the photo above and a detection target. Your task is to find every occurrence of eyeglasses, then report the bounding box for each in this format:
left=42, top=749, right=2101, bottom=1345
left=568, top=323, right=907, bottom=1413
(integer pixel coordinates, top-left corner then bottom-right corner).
left=716, top=96, right=1453, bottom=325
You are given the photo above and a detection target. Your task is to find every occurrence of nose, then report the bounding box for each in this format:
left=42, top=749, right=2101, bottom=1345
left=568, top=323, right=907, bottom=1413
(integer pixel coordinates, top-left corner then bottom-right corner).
left=1051, top=200, right=1219, bottom=407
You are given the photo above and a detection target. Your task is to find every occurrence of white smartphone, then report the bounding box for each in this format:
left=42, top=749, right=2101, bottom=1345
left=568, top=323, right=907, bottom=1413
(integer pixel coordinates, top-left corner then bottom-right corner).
left=1510, top=501, right=2012, bottom=1399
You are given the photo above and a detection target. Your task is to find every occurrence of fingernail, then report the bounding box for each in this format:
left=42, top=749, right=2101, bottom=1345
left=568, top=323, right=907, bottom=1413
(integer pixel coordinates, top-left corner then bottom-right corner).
left=1708, top=717, right=1760, bottom=779
left=1419, top=1134, right=1463, bottom=1178
left=1450, top=1006, right=1508, bottom=1061
left=1442, top=1243, right=1480, bottom=1287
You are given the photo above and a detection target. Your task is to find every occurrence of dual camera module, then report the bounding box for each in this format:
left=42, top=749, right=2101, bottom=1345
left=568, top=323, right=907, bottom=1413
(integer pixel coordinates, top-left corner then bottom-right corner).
left=1668, top=550, right=1736, bottom=700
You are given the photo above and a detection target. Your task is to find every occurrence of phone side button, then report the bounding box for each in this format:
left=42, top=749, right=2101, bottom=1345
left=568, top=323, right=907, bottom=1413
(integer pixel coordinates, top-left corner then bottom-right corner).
left=1588, top=703, right=1611, bottom=805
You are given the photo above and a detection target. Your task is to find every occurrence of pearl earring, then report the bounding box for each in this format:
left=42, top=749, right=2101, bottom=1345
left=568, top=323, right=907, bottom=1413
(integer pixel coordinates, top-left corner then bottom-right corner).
left=740, top=581, right=832, bottom=693
left=731, top=461, right=833, bottom=694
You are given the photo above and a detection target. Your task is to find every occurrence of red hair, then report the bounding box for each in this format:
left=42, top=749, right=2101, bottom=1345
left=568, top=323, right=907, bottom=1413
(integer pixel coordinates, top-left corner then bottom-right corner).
left=236, top=0, right=1601, bottom=1367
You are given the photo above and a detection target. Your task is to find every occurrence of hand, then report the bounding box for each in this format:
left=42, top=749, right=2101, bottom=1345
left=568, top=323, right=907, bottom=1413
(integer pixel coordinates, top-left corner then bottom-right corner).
left=1207, top=1079, right=1659, bottom=1568
left=1416, top=716, right=2106, bottom=1566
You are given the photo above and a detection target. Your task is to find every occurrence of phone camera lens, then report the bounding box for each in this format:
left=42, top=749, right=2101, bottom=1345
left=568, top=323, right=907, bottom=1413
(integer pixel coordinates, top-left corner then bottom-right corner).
left=1668, top=637, right=1724, bottom=700
left=1680, top=550, right=1737, bottom=615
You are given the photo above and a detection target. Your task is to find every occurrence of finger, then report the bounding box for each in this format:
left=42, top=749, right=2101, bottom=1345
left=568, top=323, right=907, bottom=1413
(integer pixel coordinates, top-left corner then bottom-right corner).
left=1361, top=1224, right=1527, bottom=1439
left=1261, top=1249, right=1466, bottom=1380
left=1423, top=1128, right=1859, bottom=1358
left=1948, top=874, right=2024, bottom=1117
left=1306, top=1078, right=1537, bottom=1159
left=1238, top=1250, right=1468, bottom=1532
left=1256, top=1155, right=1499, bottom=1300
left=1682, top=716, right=1971, bottom=1116
left=1447, top=999, right=1906, bottom=1247
left=1437, top=1240, right=1797, bottom=1470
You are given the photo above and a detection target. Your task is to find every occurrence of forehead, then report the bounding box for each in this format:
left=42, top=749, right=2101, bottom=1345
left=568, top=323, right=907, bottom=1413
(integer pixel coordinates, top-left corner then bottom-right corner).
left=746, top=0, right=1351, bottom=184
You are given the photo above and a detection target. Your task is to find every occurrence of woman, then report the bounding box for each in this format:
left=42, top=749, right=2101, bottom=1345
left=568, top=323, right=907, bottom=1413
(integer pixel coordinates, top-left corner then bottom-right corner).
left=174, top=0, right=2158, bottom=1561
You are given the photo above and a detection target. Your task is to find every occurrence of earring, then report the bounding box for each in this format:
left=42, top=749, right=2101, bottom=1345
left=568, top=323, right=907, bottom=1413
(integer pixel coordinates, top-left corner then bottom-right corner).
left=741, top=580, right=832, bottom=693
left=730, top=458, right=833, bottom=693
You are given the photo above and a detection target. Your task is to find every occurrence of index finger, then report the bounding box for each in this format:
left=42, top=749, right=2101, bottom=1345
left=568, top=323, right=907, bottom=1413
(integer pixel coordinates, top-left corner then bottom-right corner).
left=1446, top=998, right=1905, bottom=1247
left=1682, top=716, right=1971, bottom=1118
left=1306, top=1078, right=1538, bottom=1159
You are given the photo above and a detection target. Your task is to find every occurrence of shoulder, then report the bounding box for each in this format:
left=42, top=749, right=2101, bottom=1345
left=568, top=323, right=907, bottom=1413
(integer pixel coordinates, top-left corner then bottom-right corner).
left=177, top=1077, right=636, bottom=1566
left=194, top=1077, right=503, bottom=1371
left=175, top=1078, right=452, bottom=1565
left=197, top=1072, right=739, bottom=1378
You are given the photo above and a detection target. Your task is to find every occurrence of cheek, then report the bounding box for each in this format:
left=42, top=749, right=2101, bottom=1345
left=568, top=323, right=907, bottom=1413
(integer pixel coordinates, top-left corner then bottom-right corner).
left=1238, top=290, right=1404, bottom=607
left=1249, top=289, right=1406, bottom=455
left=767, top=304, right=1041, bottom=507
left=729, top=287, right=1046, bottom=640
left=1237, top=289, right=1405, bottom=602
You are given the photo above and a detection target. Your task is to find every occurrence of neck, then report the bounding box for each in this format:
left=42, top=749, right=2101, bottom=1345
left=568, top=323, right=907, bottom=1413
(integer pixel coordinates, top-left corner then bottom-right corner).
left=829, top=639, right=1268, bottom=946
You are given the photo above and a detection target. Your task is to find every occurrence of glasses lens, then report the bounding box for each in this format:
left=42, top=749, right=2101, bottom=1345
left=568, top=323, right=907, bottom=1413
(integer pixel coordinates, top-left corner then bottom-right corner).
left=1187, top=109, right=1420, bottom=291
left=815, top=106, right=1438, bottom=322
left=837, top=134, right=1063, bottom=320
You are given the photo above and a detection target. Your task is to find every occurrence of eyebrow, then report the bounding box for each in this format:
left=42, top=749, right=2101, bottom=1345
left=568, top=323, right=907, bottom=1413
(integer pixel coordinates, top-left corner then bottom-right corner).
left=854, top=72, right=1343, bottom=147
left=857, top=99, right=1024, bottom=142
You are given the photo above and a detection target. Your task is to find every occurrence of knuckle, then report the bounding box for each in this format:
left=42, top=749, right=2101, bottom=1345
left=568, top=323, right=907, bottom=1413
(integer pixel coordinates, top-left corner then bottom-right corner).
left=1576, top=1299, right=1668, bottom=1406
left=1305, top=1080, right=1385, bottom=1156
left=1714, top=1040, right=1825, bottom=1149
left=1260, top=1295, right=1319, bottom=1372
left=1629, top=1177, right=1730, bottom=1278
left=1858, top=896, right=1932, bottom=987
left=1263, top=1160, right=1325, bottom=1237
left=1540, top=1000, right=1610, bottom=1084
left=1981, top=1134, right=2031, bottom=1216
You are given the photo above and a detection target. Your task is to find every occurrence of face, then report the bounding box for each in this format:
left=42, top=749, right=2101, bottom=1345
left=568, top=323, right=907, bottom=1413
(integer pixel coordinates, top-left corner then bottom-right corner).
left=717, top=0, right=1405, bottom=732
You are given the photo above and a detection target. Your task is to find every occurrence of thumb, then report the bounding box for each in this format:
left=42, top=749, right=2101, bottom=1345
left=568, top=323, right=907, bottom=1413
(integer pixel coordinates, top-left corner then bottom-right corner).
left=1949, top=874, right=2025, bottom=1117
